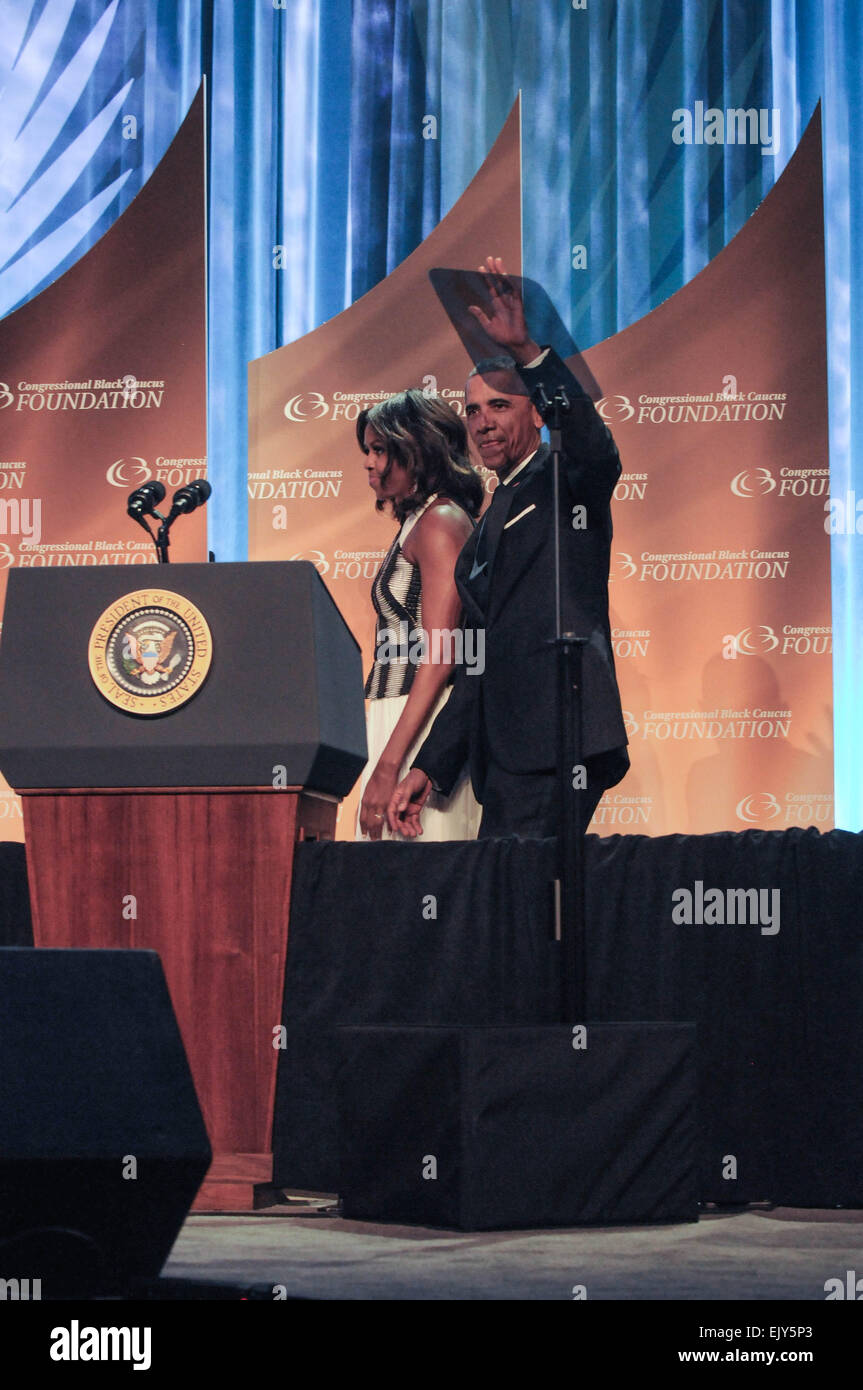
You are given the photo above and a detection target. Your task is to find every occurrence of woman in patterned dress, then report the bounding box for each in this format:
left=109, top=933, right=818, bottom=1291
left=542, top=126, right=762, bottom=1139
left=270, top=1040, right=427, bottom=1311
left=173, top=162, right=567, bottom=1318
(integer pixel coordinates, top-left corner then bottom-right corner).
left=355, top=389, right=483, bottom=841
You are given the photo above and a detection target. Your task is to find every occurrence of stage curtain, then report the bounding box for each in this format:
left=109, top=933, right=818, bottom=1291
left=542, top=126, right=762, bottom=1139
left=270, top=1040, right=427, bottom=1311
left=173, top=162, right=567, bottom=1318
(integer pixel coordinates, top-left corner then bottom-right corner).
left=274, top=827, right=863, bottom=1205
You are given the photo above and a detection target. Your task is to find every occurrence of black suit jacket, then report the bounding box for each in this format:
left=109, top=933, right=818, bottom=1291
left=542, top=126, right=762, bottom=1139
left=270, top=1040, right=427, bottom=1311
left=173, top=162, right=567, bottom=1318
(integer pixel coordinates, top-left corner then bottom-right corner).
left=414, top=348, right=629, bottom=800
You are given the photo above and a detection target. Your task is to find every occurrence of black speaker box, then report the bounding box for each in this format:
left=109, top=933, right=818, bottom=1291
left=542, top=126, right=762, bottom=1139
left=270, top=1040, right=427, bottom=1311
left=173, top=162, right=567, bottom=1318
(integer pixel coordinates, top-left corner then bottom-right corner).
left=0, top=949, right=211, bottom=1296
left=338, top=1023, right=699, bottom=1230
left=0, top=843, right=32, bottom=947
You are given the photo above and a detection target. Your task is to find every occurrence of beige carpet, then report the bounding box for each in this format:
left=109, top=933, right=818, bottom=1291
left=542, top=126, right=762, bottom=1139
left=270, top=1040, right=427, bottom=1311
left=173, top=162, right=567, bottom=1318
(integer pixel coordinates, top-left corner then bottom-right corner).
left=162, top=1204, right=863, bottom=1300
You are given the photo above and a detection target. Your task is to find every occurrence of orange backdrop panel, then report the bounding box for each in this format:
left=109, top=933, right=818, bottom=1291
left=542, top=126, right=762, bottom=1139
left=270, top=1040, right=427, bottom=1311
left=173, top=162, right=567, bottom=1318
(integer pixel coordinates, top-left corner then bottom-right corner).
left=0, top=91, right=209, bottom=839
left=249, top=101, right=523, bottom=838
left=587, top=109, right=832, bottom=835
left=249, top=105, right=831, bottom=839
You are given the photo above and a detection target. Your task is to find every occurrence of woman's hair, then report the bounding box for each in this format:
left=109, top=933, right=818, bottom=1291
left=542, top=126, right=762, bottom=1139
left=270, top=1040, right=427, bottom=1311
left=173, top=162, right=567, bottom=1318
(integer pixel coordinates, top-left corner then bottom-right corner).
left=356, top=389, right=483, bottom=522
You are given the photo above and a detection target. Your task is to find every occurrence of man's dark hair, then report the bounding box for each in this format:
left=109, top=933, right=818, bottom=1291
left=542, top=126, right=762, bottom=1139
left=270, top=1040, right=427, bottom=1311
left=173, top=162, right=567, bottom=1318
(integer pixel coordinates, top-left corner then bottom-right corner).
left=467, top=355, right=530, bottom=395
left=468, top=354, right=517, bottom=377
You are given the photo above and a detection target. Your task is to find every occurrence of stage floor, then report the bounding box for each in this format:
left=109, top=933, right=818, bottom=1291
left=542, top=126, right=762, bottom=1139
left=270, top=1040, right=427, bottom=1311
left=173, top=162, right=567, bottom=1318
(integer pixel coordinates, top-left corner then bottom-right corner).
left=163, top=1201, right=863, bottom=1300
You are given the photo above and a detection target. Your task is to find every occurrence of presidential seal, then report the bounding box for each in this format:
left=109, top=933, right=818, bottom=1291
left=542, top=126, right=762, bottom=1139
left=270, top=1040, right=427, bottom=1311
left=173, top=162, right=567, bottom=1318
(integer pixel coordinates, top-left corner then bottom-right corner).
left=88, top=589, right=212, bottom=715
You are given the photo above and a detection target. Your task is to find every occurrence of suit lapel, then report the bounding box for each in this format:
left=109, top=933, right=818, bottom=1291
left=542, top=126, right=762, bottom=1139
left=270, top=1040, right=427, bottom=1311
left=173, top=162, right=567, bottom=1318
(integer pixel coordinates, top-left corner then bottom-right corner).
left=457, top=445, right=549, bottom=625
left=456, top=530, right=487, bottom=626
left=485, top=445, right=549, bottom=622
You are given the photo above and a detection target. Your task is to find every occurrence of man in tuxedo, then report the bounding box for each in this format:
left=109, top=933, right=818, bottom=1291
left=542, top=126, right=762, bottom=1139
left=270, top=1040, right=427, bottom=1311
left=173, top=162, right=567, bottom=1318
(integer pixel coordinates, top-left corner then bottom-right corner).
left=388, top=257, right=629, bottom=838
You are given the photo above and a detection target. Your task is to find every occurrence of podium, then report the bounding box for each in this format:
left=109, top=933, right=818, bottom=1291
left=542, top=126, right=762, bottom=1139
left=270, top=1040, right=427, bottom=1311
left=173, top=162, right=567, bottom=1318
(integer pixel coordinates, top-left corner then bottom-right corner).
left=0, top=562, right=366, bottom=1211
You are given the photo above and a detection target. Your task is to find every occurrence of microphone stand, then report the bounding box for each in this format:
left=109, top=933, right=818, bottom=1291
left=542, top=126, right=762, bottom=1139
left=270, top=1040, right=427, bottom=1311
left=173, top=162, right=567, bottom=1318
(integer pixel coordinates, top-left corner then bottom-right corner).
left=532, top=383, right=587, bottom=1023
left=127, top=508, right=175, bottom=564
left=127, top=511, right=168, bottom=563
left=154, top=513, right=171, bottom=564
left=128, top=482, right=210, bottom=563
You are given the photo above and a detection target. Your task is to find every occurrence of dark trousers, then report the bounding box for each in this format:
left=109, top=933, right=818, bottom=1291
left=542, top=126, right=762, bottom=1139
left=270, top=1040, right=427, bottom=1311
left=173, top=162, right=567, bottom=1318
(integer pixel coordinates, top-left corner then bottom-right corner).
left=477, top=764, right=605, bottom=839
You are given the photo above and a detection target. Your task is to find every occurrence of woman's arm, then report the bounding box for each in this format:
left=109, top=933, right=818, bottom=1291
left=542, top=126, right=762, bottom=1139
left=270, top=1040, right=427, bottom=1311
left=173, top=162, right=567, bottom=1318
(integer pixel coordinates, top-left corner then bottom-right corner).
left=359, top=501, right=473, bottom=839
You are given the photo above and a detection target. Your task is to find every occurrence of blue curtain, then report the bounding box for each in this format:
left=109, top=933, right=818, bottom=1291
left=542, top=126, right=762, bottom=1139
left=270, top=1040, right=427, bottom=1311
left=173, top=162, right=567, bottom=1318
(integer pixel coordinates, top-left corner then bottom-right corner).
left=0, top=0, right=860, bottom=829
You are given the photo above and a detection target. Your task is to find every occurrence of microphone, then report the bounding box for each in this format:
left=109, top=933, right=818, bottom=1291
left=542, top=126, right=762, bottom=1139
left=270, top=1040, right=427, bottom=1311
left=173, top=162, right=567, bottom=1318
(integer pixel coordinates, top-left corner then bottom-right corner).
left=127, top=480, right=166, bottom=520
left=136, top=479, right=212, bottom=565
left=530, top=384, right=570, bottom=422
left=168, top=479, right=212, bottom=518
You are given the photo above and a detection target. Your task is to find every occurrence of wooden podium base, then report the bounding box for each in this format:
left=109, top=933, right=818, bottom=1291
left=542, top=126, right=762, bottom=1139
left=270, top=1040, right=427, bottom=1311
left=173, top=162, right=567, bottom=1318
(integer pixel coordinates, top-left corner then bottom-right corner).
left=22, top=785, right=336, bottom=1213
left=192, top=1153, right=274, bottom=1212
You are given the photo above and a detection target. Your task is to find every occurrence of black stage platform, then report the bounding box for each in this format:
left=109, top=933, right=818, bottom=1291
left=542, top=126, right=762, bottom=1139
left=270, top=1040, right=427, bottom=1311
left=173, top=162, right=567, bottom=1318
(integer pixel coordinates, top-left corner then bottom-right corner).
left=273, top=828, right=863, bottom=1208
left=4, top=830, right=861, bottom=1211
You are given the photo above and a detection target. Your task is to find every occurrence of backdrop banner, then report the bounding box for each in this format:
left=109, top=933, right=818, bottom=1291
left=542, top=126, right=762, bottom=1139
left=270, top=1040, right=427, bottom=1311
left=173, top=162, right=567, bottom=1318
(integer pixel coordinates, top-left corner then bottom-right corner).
left=587, top=107, right=832, bottom=837
left=0, top=88, right=208, bottom=839
left=249, top=106, right=831, bottom=839
left=249, top=101, right=523, bottom=837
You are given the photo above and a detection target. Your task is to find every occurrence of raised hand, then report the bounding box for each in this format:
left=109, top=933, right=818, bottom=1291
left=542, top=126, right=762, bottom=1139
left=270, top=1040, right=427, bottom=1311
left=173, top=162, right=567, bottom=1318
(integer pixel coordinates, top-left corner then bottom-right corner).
left=467, top=256, right=541, bottom=364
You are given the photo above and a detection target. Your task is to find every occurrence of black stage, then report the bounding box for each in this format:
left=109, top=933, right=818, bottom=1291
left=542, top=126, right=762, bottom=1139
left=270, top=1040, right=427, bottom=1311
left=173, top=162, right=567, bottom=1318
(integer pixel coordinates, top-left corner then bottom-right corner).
left=273, top=828, right=863, bottom=1208
left=4, top=830, right=862, bottom=1212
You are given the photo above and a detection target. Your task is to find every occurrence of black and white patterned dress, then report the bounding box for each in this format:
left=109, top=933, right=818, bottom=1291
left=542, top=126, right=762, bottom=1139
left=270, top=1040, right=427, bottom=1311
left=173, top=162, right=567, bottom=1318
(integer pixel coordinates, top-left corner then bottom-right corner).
left=356, top=495, right=481, bottom=841
left=364, top=501, right=427, bottom=699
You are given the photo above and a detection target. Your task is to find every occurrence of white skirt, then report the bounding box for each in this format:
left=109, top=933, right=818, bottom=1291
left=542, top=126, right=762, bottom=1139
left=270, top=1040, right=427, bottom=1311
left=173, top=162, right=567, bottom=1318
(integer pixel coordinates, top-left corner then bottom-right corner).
left=355, top=684, right=482, bottom=841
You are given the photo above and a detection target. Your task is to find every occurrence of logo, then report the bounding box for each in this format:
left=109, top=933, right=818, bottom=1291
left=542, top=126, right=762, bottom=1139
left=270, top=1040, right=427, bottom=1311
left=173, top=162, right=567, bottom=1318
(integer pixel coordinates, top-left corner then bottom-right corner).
left=733, top=466, right=828, bottom=498
left=289, top=549, right=330, bottom=575
left=10, top=380, right=164, bottom=412
left=107, top=458, right=206, bottom=488
left=736, top=793, right=782, bottom=823
left=613, top=549, right=789, bottom=582
left=106, top=457, right=151, bottom=487
left=618, top=394, right=787, bottom=425
left=622, top=709, right=640, bottom=737
left=731, top=467, right=776, bottom=497
left=611, top=552, right=639, bottom=581
left=88, top=590, right=212, bottom=715
left=0, top=383, right=14, bottom=409
left=641, top=710, right=791, bottom=740
left=596, top=394, right=635, bottom=423
left=732, top=625, right=831, bottom=657
left=283, top=392, right=329, bottom=423
left=284, top=547, right=387, bottom=580
left=732, top=625, right=780, bottom=655
left=736, top=791, right=832, bottom=825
